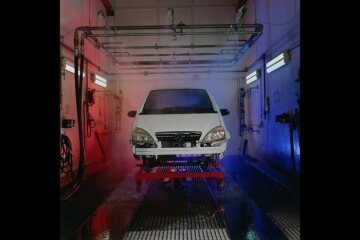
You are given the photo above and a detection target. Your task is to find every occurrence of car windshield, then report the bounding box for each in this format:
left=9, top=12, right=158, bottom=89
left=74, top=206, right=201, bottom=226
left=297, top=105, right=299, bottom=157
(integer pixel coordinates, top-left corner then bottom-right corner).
left=141, top=89, right=216, bottom=114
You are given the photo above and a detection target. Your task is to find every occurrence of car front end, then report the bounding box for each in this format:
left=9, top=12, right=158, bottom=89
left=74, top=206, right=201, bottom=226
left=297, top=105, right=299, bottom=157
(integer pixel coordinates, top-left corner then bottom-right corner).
left=128, top=89, right=230, bottom=165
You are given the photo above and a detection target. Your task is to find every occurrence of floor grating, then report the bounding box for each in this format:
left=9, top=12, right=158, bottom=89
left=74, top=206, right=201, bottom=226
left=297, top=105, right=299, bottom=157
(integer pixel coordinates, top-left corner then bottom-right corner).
left=267, top=213, right=300, bottom=240
left=123, top=166, right=230, bottom=240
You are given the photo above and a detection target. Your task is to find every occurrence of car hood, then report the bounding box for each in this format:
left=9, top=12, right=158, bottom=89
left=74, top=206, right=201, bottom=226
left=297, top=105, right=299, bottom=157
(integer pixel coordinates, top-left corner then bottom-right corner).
left=134, top=113, right=221, bottom=140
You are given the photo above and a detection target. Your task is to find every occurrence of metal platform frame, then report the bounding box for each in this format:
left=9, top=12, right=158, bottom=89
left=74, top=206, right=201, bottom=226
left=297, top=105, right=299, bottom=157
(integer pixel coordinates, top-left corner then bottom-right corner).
left=123, top=165, right=231, bottom=240
left=135, top=162, right=224, bottom=192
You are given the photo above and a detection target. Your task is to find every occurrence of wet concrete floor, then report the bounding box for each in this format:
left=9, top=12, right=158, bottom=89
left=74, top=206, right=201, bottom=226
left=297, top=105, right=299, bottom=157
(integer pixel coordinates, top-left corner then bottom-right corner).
left=61, top=155, right=299, bottom=240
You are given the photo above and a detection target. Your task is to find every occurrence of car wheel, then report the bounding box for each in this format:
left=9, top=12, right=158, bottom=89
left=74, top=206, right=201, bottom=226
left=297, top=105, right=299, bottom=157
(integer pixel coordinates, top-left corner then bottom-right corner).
left=142, top=156, right=156, bottom=172
left=200, top=157, right=210, bottom=172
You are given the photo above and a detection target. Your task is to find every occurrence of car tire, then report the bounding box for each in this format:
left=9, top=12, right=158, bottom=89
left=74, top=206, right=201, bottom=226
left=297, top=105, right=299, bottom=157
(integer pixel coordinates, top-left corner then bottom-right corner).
left=200, top=157, right=210, bottom=172
left=142, top=156, right=156, bottom=172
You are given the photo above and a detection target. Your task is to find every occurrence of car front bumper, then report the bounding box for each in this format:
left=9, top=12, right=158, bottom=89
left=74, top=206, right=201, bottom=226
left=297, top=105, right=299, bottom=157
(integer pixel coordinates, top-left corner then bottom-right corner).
left=132, top=141, right=227, bottom=158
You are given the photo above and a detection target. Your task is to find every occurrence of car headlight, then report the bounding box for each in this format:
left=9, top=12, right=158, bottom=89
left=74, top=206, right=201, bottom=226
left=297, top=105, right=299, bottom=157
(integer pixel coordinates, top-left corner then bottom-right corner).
left=131, top=127, right=157, bottom=147
left=203, top=126, right=226, bottom=145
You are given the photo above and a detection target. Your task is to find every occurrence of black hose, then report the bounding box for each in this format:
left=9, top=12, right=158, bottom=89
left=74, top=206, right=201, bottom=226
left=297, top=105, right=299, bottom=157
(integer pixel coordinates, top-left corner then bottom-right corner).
left=61, top=34, right=85, bottom=201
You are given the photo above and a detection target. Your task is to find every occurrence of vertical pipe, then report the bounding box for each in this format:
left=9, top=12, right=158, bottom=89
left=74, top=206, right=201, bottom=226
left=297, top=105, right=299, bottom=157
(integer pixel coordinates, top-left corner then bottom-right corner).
left=242, top=139, right=248, bottom=155
left=262, top=53, right=267, bottom=119
left=79, top=35, right=85, bottom=116
left=289, top=123, right=296, bottom=178
left=74, top=32, right=79, bottom=93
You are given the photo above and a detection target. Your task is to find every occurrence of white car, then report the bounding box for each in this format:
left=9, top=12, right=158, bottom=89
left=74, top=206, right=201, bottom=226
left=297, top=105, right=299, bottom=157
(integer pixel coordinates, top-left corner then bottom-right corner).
left=128, top=88, right=230, bottom=170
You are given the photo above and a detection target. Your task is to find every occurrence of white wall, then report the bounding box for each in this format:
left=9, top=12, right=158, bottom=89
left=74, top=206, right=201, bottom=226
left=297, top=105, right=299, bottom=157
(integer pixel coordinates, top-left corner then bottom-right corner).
left=238, top=0, right=300, bottom=175
left=60, top=0, right=121, bottom=185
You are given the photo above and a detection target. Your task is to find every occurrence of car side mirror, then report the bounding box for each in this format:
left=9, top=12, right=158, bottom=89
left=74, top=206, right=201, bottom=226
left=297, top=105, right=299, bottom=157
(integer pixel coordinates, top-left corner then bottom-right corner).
left=127, top=110, right=137, bottom=118
left=220, top=108, right=230, bottom=116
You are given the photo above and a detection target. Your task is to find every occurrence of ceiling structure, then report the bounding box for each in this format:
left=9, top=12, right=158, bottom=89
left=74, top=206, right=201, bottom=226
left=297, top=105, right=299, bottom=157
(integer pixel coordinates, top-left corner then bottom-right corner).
left=75, top=0, right=263, bottom=76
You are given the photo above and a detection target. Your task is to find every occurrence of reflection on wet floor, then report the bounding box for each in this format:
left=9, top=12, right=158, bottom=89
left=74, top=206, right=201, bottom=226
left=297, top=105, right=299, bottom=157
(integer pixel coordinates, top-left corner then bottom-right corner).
left=221, top=156, right=300, bottom=240
left=67, top=156, right=299, bottom=240
left=208, top=175, right=287, bottom=240
left=74, top=170, right=150, bottom=240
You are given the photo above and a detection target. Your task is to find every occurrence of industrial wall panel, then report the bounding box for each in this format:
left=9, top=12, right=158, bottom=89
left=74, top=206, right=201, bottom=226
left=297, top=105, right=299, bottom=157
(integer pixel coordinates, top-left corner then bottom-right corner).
left=193, top=7, right=235, bottom=24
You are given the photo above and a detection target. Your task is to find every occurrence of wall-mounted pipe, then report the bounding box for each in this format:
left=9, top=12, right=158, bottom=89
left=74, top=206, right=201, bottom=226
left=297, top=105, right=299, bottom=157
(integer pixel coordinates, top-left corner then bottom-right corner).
left=262, top=53, right=269, bottom=119
left=102, top=42, right=123, bottom=45
left=60, top=42, right=111, bottom=75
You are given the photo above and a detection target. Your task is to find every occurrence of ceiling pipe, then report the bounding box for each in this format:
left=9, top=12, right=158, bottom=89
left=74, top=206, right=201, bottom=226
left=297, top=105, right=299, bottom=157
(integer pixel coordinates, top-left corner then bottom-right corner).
left=100, top=0, right=114, bottom=16
left=233, top=28, right=263, bottom=62
left=73, top=23, right=263, bottom=69
left=109, top=52, right=235, bottom=57
left=80, top=33, right=122, bottom=67
left=102, top=40, right=245, bottom=45
left=115, top=65, right=234, bottom=70
left=108, top=69, right=247, bottom=76
left=60, top=41, right=111, bottom=75
left=76, top=24, right=262, bottom=31
left=87, top=31, right=258, bottom=37
left=115, top=59, right=234, bottom=66
left=104, top=44, right=245, bottom=50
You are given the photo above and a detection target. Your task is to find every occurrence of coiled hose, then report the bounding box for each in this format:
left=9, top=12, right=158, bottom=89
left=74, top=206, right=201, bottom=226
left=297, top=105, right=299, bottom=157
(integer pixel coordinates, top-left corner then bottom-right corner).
left=60, top=134, right=74, bottom=181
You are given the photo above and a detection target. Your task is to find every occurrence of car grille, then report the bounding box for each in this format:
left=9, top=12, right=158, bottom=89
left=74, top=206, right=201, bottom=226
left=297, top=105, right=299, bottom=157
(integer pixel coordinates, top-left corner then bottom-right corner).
left=155, top=131, right=202, bottom=148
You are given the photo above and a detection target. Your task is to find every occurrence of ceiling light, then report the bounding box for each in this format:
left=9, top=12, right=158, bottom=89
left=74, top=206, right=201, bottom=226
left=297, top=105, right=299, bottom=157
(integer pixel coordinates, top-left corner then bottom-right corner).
left=266, top=50, right=291, bottom=73
left=245, top=69, right=260, bottom=84
left=94, top=74, right=107, bottom=88
left=65, top=63, right=85, bottom=77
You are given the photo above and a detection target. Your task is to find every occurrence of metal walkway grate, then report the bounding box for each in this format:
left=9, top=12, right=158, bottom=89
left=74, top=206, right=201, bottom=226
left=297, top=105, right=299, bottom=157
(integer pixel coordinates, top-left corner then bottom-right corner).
left=267, top=213, right=300, bottom=240
left=123, top=166, right=230, bottom=240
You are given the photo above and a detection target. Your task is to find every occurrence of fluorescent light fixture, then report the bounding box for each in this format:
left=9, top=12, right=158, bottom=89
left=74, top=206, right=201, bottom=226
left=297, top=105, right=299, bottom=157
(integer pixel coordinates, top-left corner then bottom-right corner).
left=94, top=74, right=107, bottom=88
left=245, top=69, right=260, bottom=85
left=266, top=50, right=291, bottom=73
left=65, top=63, right=85, bottom=77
